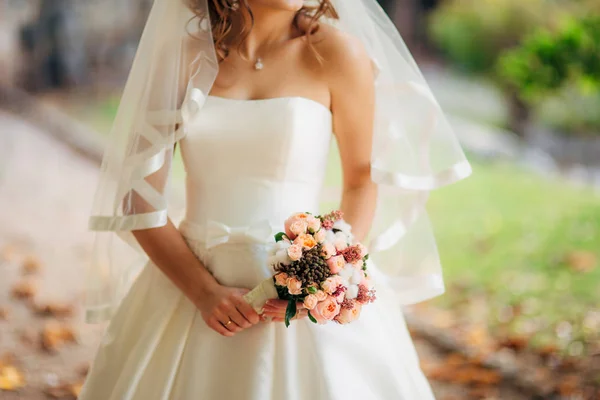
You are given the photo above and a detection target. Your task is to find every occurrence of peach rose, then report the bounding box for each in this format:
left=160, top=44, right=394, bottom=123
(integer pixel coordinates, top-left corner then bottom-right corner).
left=321, top=242, right=336, bottom=259
left=335, top=302, right=362, bottom=324
left=322, top=276, right=342, bottom=294
left=313, top=228, right=326, bottom=243
left=284, top=213, right=310, bottom=239
left=287, top=277, right=303, bottom=295
left=274, top=272, right=289, bottom=286
left=326, top=255, right=345, bottom=274
left=310, top=296, right=341, bottom=324
left=287, top=244, right=303, bottom=261
left=360, top=275, right=373, bottom=289
left=315, top=290, right=327, bottom=301
left=303, top=294, right=318, bottom=310
left=307, top=216, right=321, bottom=233
left=294, top=233, right=317, bottom=250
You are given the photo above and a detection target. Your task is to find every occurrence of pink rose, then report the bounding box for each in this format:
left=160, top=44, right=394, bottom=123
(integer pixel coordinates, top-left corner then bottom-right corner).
left=334, top=239, right=348, bottom=252
left=315, top=290, right=327, bottom=301
left=307, top=216, right=321, bottom=233
left=326, top=255, right=345, bottom=274
left=335, top=302, right=362, bottom=324
left=314, top=229, right=326, bottom=243
left=310, top=296, right=341, bottom=324
left=321, top=276, right=342, bottom=294
left=274, top=272, right=289, bottom=286
left=357, top=243, right=368, bottom=258
left=303, top=294, right=318, bottom=310
left=335, top=291, right=345, bottom=303
left=321, top=242, right=336, bottom=259
left=287, top=244, right=303, bottom=261
left=360, top=276, right=373, bottom=289
left=284, top=213, right=310, bottom=239
left=294, top=233, right=317, bottom=250
left=287, top=277, right=302, bottom=295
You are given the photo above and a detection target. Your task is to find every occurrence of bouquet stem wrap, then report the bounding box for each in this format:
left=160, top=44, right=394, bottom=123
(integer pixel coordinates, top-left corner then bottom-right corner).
left=243, top=278, right=278, bottom=313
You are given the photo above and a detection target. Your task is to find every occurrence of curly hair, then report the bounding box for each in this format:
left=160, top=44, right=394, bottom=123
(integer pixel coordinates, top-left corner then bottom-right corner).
left=186, top=0, right=339, bottom=61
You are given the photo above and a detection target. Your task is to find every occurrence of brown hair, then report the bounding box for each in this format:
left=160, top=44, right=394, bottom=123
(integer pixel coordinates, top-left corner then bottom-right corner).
left=186, top=0, right=339, bottom=61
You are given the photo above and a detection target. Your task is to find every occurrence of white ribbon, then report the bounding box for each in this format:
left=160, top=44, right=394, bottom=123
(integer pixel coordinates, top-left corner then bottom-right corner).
left=203, top=220, right=273, bottom=249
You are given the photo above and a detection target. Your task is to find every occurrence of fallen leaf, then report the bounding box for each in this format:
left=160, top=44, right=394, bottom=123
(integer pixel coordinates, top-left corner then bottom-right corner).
left=0, top=307, right=8, bottom=321
left=41, top=323, right=77, bottom=352
left=498, top=335, right=529, bottom=352
left=557, top=374, right=581, bottom=396
left=565, top=250, right=597, bottom=273
left=21, top=255, right=41, bottom=274
left=33, top=302, right=74, bottom=318
left=0, top=356, right=26, bottom=391
left=11, top=281, right=37, bottom=301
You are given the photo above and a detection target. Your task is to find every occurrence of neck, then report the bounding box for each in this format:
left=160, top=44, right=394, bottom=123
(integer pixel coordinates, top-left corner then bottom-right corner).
left=233, top=4, right=299, bottom=59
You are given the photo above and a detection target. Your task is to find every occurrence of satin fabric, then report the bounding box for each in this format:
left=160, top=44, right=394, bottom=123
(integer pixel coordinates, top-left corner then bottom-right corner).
left=79, top=97, right=436, bottom=400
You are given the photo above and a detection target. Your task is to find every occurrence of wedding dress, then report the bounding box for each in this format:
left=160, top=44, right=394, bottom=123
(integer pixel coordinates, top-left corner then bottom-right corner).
left=79, top=96, right=436, bottom=400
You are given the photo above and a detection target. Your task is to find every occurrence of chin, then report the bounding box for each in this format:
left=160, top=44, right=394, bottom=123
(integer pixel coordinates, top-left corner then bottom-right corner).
left=248, top=0, right=304, bottom=12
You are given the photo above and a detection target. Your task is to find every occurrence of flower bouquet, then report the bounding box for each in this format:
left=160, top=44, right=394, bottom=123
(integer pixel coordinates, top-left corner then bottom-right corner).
left=244, top=210, right=376, bottom=327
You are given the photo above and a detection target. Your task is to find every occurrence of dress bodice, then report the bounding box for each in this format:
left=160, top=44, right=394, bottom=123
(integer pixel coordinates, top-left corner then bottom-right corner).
left=179, top=96, right=332, bottom=229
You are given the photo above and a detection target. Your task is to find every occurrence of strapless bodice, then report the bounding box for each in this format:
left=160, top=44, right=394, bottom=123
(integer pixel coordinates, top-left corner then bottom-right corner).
left=179, top=96, right=332, bottom=230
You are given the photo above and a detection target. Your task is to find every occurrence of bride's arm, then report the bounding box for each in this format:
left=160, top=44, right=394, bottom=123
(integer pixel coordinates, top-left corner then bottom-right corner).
left=325, top=31, right=378, bottom=242
left=128, top=156, right=260, bottom=336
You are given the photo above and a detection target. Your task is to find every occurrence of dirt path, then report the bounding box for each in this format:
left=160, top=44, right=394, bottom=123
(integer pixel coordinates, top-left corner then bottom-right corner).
left=0, top=110, right=526, bottom=399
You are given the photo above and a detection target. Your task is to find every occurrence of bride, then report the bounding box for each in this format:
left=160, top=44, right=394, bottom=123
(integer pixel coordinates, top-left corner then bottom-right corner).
left=80, top=0, right=471, bottom=399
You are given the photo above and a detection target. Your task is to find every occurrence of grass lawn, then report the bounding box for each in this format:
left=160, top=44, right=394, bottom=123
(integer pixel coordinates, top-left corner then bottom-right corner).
left=428, top=159, right=600, bottom=352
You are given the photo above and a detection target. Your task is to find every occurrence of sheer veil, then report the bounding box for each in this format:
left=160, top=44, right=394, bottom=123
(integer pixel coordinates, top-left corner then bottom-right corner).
left=85, top=0, right=471, bottom=323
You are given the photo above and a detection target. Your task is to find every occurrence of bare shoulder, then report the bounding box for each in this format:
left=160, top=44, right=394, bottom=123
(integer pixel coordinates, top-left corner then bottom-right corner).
left=310, top=23, right=373, bottom=80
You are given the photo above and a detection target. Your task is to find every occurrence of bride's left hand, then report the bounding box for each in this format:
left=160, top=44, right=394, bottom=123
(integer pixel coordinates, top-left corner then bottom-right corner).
left=262, top=299, right=308, bottom=323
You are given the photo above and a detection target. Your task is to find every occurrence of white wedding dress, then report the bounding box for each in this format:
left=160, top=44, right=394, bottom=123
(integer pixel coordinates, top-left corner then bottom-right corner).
left=79, top=96, right=436, bottom=400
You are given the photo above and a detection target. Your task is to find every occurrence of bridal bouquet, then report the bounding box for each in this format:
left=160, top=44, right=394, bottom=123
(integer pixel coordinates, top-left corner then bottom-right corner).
left=244, top=210, right=376, bottom=327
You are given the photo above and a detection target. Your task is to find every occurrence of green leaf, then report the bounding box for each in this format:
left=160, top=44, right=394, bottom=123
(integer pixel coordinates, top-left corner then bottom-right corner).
left=307, top=311, right=317, bottom=324
left=363, top=254, right=370, bottom=261
left=274, top=232, right=287, bottom=242
left=307, top=286, right=317, bottom=294
left=285, top=299, right=297, bottom=328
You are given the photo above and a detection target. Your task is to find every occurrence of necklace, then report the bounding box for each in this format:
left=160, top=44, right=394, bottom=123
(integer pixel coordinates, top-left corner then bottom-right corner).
left=254, top=57, right=264, bottom=71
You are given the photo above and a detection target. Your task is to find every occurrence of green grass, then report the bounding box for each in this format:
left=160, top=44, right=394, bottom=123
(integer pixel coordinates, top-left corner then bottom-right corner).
left=428, top=160, right=600, bottom=350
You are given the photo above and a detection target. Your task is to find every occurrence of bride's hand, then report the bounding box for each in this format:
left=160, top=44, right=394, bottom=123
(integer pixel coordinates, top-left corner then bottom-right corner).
left=262, top=299, right=308, bottom=323
left=196, top=284, right=261, bottom=337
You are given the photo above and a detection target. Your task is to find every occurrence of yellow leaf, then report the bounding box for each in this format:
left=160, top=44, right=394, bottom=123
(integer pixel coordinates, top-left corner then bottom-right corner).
left=0, top=365, right=26, bottom=391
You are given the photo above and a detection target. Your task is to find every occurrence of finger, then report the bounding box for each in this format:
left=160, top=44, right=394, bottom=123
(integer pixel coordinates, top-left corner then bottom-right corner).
left=234, top=298, right=260, bottom=325
left=265, top=299, right=288, bottom=308
left=214, top=310, right=243, bottom=333
left=209, top=319, right=235, bottom=337
left=227, top=307, right=252, bottom=329
left=262, top=310, right=285, bottom=319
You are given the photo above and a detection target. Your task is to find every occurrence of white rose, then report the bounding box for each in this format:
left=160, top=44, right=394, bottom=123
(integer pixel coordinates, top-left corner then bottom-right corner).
left=350, top=269, right=365, bottom=285
left=276, top=240, right=291, bottom=250
left=345, top=284, right=359, bottom=299
left=333, top=219, right=352, bottom=234
left=276, top=249, right=291, bottom=266
left=338, top=264, right=354, bottom=280
left=325, top=230, right=336, bottom=243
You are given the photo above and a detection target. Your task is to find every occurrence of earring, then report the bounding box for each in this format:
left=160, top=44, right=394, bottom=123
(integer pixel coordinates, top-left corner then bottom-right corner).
left=230, top=0, right=240, bottom=11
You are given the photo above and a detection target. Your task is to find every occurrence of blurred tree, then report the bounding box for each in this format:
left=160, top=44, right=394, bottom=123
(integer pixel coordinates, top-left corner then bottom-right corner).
left=427, top=0, right=555, bottom=136
left=428, top=0, right=600, bottom=137
left=19, top=0, right=87, bottom=91
left=499, top=16, right=600, bottom=135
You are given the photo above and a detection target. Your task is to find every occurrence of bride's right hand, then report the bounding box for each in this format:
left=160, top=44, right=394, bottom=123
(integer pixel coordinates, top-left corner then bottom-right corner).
left=195, top=283, right=261, bottom=337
